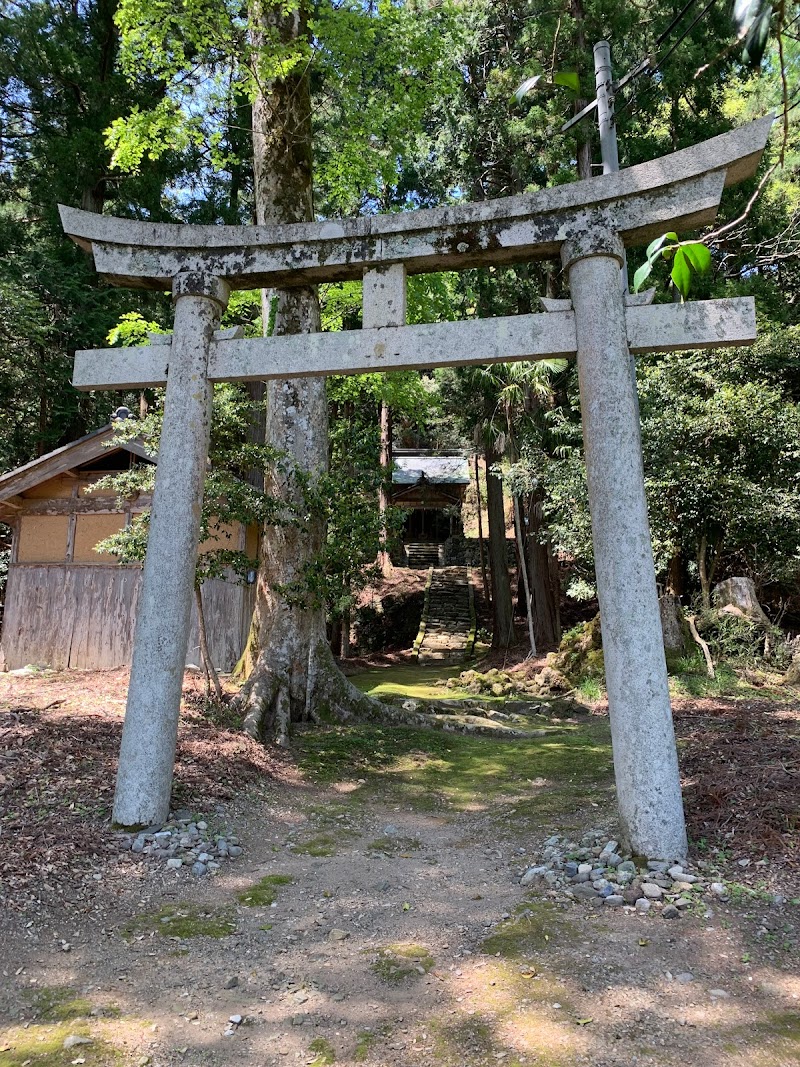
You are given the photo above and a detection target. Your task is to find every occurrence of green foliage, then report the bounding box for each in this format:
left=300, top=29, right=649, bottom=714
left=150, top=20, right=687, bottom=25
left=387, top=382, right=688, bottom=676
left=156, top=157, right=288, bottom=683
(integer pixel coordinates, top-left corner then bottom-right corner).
left=633, top=234, right=713, bottom=299
left=93, top=381, right=278, bottom=585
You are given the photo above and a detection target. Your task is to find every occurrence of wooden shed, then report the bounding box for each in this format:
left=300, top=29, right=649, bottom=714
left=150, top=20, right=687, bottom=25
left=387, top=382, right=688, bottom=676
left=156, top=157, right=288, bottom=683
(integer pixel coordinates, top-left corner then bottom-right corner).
left=0, top=421, right=257, bottom=672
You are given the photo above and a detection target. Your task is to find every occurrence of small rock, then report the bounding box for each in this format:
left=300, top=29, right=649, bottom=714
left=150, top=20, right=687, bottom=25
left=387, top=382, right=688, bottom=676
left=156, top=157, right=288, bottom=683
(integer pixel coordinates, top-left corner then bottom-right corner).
left=577, top=863, right=593, bottom=876
left=673, top=873, right=698, bottom=885
left=571, top=884, right=599, bottom=902
left=329, top=928, right=349, bottom=941
left=520, top=866, right=549, bottom=886
left=668, top=865, right=684, bottom=879
left=710, top=882, right=729, bottom=899
left=228, top=846, right=243, bottom=859
left=635, top=898, right=652, bottom=914
left=605, top=895, right=624, bottom=907
left=617, top=860, right=636, bottom=875
left=662, top=904, right=679, bottom=919
left=383, top=824, right=399, bottom=836
left=224, top=977, right=239, bottom=989
left=623, top=885, right=644, bottom=904
left=191, top=862, right=208, bottom=877
left=166, top=858, right=183, bottom=870
left=229, top=1014, right=243, bottom=1025
left=709, top=989, right=731, bottom=998
left=63, top=1036, right=93, bottom=1050
left=676, top=972, right=694, bottom=983
left=642, top=883, right=663, bottom=900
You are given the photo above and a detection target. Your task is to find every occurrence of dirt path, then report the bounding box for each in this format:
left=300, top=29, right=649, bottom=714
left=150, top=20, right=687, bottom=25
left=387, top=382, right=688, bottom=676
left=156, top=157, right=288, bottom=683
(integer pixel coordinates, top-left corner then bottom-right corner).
left=1, top=672, right=800, bottom=1067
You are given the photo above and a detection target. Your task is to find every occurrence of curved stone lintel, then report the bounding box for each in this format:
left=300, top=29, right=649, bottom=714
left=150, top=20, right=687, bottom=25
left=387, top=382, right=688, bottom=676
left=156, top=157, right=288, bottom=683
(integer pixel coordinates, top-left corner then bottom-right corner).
left=58, top=117, right=773, bottom=292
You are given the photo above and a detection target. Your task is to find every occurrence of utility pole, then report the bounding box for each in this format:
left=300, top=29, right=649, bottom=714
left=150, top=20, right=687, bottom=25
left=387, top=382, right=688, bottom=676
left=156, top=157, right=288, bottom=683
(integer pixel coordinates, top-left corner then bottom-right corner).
left=563, top=40, right=635, bottom=290
left=593, top=41, right=619, bottom=175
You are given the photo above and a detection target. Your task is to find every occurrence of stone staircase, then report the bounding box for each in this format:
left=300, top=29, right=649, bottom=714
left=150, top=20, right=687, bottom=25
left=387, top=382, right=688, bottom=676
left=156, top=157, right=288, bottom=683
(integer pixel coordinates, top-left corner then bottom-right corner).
left=416, top=566, right=475, bottom=664
left=405, top=542, right=443, bottom=569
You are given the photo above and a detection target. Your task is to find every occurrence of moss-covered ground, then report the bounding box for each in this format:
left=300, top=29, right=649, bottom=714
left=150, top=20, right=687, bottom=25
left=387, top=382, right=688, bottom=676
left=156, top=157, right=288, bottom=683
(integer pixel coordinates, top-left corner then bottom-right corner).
left=369, top=943, right=435, bottom=982
left=294, top=719, right=613, bottom=813
left=349, top=663, right=471, bottom=700
left=237, top=873, right=293, bottom=906
left=0, top=1023, right=120, bottom=1067
left=122, top=903, right=237, bottom=941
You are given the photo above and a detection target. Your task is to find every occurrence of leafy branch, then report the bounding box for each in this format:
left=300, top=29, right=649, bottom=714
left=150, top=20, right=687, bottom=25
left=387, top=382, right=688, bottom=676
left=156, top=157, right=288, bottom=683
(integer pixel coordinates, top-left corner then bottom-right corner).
left=633, top=233, right=712, bottom=299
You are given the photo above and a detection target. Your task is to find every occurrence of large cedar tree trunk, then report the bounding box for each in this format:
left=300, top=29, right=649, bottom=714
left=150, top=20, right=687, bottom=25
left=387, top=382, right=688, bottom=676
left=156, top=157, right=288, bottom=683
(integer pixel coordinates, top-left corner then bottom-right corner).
left=236, top=0, right=380, bottom=743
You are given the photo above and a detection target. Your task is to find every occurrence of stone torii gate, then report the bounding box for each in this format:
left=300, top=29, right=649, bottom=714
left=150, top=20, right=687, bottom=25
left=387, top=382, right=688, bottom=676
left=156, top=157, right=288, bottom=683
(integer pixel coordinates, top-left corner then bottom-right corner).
left=61, top=116, right=772, bottom=860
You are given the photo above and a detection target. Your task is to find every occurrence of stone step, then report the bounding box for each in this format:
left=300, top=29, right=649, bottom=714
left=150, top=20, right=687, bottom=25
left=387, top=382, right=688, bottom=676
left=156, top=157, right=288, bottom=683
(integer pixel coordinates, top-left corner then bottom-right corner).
left=417, top=564, right=474, bottom=665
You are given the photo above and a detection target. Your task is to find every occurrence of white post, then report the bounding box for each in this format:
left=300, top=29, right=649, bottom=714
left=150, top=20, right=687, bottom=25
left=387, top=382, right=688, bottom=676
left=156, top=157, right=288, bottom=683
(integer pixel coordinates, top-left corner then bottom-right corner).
left=563, top=226, right=688, bottom=861
left=112, top=272, right=229, bottom=828
left=593, top=41, right=619, bottom=175
left=593, top=40, right=629, bottom=293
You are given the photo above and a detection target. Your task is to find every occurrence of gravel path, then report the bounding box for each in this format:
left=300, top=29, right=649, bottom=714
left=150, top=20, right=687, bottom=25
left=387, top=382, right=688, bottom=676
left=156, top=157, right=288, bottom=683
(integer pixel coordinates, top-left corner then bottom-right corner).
left=2, top=774, right=800, bottom=1067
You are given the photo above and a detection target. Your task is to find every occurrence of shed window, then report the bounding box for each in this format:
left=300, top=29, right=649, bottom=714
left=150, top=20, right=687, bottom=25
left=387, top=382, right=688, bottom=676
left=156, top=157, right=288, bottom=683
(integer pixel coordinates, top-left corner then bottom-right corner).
left=73, top=514, right=125, bottom=562
left=17, top=515, right=70, bottom=562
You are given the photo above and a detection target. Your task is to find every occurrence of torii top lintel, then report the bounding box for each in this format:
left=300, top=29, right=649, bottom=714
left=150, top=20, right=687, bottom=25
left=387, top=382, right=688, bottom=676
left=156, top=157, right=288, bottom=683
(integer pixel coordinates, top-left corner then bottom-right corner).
left=59, top=117, right=772, bottom=292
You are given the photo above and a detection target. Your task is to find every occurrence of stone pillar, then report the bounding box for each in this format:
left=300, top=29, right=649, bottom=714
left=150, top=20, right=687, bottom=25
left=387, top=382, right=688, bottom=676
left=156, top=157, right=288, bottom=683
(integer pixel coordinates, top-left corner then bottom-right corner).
left=112, top=273, right=229, bottom=828
left=562, top=226, right=687, bottom=861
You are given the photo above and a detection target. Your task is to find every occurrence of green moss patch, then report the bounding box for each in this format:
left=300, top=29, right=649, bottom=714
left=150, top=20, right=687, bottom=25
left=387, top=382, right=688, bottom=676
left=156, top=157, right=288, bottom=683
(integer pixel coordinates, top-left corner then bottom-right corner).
left=370, top=943, right=435, bottom=983
left=354, top=1027, right=392, bottom=1062
left=481, top=901, right=579, bottom=959
left=349, top=664, right=467, bottom=700
left=0, top=1023, right=120, bottom=1067
left=730, top=1012, right=800, bottom=1063
left=295, top=722, right=612, bottom=812
left=291, top=834, right=344, bottom=857
left=237, top=874, right=293, bottom=906
left=122, top=904, right=236, bottom=941
left=26, top=988, right=92, bottom=1023
left=308, top=1037, right=335, bottom=1066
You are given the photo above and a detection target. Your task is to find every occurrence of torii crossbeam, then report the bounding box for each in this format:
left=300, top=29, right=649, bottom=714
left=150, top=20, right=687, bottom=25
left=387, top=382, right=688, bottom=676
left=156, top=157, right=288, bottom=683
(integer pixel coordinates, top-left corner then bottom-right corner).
left=61, top=116, right=773, bottom=860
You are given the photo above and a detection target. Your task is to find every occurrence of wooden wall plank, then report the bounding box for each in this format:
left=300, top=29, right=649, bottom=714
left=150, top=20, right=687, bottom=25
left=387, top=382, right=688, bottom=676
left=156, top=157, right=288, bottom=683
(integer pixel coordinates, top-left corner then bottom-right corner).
left=0, top=565, right=249, bottom=672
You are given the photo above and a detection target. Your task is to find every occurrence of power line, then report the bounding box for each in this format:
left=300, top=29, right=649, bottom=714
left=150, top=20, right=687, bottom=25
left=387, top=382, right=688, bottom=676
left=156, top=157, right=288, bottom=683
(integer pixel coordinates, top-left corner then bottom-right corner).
left=562, top=0, right=717, bottom=133
left=650, top=0, right=719, bottom=76
left=617, top=0, right=720, bottom=120
left=655, top=0, right=704, bottom=47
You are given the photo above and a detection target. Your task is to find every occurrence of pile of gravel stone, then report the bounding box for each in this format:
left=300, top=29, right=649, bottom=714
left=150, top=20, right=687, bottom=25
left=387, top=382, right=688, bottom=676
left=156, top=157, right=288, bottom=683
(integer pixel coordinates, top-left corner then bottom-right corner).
left=116, top=807, right=242, bottom=877
left=519, top=829, right=730, bottom=918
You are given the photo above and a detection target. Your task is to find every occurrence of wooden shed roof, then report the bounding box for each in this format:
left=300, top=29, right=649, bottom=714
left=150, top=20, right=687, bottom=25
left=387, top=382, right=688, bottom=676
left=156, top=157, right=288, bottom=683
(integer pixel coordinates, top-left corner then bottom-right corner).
left=0, top=424, right=154, bottom=509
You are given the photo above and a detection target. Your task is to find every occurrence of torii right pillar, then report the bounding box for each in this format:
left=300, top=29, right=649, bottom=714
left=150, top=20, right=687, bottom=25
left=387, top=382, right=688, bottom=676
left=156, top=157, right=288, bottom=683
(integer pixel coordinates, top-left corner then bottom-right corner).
left=563, top=224, right=687, bottom=861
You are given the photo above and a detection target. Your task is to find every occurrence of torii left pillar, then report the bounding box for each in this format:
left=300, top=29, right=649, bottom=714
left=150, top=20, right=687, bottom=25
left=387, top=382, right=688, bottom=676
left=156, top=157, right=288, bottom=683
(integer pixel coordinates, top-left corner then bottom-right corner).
left=113, top=273, right=229, bottom=828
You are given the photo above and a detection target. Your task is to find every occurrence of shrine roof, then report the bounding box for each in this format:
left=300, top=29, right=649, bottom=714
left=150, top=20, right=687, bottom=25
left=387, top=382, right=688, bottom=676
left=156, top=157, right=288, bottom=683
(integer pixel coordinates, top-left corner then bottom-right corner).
left=0, top=421, right=153, bottom=505
left=392, top=451, right=470, bottom=486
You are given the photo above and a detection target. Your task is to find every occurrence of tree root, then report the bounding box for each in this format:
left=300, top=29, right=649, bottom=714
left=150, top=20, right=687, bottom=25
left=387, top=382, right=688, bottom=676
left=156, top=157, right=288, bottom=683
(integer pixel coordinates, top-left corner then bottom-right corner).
left=687, top=614, right=715, bottom=679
